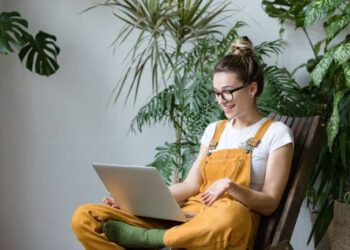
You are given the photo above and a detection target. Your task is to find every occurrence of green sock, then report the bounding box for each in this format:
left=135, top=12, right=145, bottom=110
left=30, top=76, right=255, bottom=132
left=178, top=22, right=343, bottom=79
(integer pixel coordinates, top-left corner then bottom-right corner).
left=103, top=220, right=166, bottom=248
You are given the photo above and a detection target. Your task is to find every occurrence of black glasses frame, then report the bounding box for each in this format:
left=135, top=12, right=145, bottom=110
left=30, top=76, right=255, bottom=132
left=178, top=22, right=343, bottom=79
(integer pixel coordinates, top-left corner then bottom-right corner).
left=210, top=82, right=251, bottom=102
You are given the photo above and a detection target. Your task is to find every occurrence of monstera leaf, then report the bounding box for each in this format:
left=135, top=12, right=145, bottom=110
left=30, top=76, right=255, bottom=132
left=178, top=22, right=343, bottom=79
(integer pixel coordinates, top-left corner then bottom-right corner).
left=0, top=11, right=29, bottom=54
left=0, top=11, right=60, bottom=76
left=18, top=31, right=60, bottom=76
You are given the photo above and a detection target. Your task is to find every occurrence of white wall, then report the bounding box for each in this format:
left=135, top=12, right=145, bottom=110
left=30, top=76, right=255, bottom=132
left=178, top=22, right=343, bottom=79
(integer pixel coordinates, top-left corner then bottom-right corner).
left=0, top=0, right=322, bottom=249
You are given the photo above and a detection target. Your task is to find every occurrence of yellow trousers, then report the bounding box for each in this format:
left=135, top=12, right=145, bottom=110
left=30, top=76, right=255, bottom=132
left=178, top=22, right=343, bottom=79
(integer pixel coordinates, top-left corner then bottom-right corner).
left=71, top=199, right=258, bottom=250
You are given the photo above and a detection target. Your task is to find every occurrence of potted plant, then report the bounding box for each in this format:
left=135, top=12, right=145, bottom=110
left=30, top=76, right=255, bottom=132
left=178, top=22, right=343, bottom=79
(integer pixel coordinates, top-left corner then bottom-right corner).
left=263, top=0, right=350, bottom=248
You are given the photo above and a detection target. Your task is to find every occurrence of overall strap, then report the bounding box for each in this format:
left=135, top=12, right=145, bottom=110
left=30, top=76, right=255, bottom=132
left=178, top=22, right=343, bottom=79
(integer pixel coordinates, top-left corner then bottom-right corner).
left=247, top=119, right=275, bottom=147
left=208, top=120, right=228, bottom=153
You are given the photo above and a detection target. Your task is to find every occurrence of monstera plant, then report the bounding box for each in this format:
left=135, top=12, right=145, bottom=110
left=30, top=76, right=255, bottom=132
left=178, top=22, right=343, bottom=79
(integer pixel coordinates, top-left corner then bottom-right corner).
left=0, top=11, right=60, bottom=76
left=263, top=0, right=350, bottom=247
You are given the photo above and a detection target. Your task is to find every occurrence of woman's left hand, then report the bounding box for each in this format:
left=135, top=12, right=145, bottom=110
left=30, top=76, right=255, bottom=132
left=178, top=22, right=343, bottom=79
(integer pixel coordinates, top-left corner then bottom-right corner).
left=200, top=178, right=233, bottom=206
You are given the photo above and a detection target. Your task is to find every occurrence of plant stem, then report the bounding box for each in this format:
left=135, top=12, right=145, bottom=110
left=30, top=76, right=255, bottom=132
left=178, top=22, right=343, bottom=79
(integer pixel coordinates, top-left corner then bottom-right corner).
left=172, top=41, right=183, bottom=185
left=302, top=27, right=317, bottom=59
left=172, top=127, right=181, bottom=184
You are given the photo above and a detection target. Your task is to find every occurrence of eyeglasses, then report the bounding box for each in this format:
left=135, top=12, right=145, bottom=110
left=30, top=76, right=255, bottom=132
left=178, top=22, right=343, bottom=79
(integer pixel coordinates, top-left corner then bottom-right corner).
left=210, top=82, right=250, bottom=102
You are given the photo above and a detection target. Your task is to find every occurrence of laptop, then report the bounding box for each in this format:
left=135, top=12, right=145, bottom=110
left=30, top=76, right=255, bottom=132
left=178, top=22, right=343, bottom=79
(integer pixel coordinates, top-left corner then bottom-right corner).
left=93, top=163, right=189, bottom=222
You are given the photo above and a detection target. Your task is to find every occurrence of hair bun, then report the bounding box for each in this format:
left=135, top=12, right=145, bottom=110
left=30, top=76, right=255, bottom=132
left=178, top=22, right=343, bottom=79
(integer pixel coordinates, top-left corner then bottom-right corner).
left=229, top=36, right=256, bottom=57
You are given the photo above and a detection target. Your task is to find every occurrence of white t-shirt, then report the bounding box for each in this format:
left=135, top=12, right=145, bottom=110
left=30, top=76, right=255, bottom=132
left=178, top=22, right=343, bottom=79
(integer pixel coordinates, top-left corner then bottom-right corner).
left=200, top=117, right=294, bottom=191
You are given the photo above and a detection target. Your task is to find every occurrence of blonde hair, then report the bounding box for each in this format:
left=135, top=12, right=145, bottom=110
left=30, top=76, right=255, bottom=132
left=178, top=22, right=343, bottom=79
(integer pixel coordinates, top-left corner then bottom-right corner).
left=229, top=36, right=257, bottom=57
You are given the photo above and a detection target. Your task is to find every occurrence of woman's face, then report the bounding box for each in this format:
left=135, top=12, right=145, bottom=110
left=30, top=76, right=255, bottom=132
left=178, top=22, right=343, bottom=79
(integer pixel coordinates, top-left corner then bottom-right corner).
left=212, top=72, right=257, bottom=120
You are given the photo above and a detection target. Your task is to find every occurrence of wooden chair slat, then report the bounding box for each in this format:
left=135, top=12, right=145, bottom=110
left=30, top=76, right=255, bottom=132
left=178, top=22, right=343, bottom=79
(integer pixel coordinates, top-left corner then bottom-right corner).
left=285, top=117, right=294, bottom=127
left=280, top=115, right=288, bottom=124
left=271, top=116, right=324, bottom=245
left=293, top=117, right=307, bottom=146
left=268, top=113, right=276, bottom=119
left=290, top=117, right=300, bottom=134
left=274, top=114, right=281, bottom=122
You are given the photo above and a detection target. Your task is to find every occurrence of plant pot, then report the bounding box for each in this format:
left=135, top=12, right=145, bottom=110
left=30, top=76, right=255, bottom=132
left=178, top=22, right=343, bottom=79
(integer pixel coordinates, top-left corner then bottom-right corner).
left=310, top=212, right=331, bottom=250
left=328, top=200, right=350, bottom=250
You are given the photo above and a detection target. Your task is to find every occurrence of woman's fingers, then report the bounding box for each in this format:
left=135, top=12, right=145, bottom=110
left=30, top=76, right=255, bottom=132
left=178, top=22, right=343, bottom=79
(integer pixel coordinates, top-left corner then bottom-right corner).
left=103, top=197, right=120, bottom=209
left=201, top=192, right=209, bottom=199
left=200, top=195, right=207, bottom=203
left=112, top=204, right=120, bottom=209
left=208, top=195, right=218, bottom=206
left=201, top=190, right=220, bottom=206
left=104, top=197, right=115, bottom=205
left=201, top=195, right=209, bottom=204
left=201, top=192, right=214, bottom=205
left=103, top=197, right=112, bottom=205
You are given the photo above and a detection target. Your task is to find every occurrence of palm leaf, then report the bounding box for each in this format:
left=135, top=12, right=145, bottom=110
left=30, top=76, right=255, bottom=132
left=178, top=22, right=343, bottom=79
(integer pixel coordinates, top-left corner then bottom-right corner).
left=258, top=65, right=310, bottom=117
left=255, top=38, right=284, bottom=60
left=85, top=0, right=230, bottom=103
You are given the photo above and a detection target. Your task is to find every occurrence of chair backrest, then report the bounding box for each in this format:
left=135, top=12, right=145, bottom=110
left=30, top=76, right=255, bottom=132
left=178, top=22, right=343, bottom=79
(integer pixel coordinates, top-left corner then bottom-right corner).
left=254, top=113, right=325, bottom=250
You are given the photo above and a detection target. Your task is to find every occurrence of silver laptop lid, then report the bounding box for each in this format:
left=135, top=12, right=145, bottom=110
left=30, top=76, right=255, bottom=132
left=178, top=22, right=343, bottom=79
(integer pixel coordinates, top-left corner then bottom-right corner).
left=93, top=163, right=186, bottom=222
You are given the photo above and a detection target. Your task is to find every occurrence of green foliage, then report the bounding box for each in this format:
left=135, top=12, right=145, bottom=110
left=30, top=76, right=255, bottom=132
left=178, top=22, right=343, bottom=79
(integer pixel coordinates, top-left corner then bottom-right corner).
left=343, top=63, right=350, bottom=87
left=0, top=11, right=60, bottom=76
left=263, top=0, right=350, bottom=246
left=324, top=14, right=350, bottom=41
left=311, top=47, right=335, bottom=86
left=258, top=65, right=312, bottom=117
left=18, top=31, right=60, bottom=76
left=262, top=0, right=311, bottom=27
left=85, top=0, right=230, bottom=103
left=326, top=90, right=345, bottom=150
left=304, top=0, right=342, bottom=26
left=0, top=11, right=28, bottom=53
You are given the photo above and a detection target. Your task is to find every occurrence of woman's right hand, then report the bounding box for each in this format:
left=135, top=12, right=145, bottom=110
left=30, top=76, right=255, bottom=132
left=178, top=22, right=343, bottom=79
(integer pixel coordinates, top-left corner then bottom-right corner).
left=103, top=193, right=120, bottom=209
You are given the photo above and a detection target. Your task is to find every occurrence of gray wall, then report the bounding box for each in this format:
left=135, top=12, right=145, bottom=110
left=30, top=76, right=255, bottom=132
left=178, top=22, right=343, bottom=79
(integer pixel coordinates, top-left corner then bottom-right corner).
left=0, top=0, right=323, bottom=249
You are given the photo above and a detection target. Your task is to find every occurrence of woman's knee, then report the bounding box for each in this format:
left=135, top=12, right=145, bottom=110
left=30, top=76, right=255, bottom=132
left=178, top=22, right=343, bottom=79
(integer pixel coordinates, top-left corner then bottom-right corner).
left=214, top=202, right=252, bottom=232
left=71, top=204, right=94, bottom=233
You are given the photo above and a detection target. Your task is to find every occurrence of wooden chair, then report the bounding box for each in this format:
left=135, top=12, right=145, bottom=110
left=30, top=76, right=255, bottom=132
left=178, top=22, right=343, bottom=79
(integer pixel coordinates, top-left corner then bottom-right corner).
left=254, top=113, right=325, bottom=250
left=157, top=113, right=325, bottom=250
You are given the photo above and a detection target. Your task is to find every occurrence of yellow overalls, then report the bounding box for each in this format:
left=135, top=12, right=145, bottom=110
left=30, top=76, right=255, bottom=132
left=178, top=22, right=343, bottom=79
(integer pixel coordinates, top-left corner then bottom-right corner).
left=71, top=119, right=274, bottom=250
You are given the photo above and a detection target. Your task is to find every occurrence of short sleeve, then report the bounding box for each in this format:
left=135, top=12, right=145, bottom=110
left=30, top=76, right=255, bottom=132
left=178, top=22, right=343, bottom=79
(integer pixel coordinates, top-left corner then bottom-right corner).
left=267, top=121, right=294, bottom=154
left=200, top=121, right=219, bottom=147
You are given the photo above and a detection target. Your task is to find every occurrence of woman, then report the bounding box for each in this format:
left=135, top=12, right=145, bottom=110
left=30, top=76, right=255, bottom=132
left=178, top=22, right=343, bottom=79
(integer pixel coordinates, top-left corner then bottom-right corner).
left=71, top=36, right=294, bottom=250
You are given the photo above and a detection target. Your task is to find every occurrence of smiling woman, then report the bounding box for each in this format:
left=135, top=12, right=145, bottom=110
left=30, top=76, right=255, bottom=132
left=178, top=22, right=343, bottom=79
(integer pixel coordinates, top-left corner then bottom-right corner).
left=212, top=36, right=264, bottom=123
left=71, top=37, right=294, bottom=250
